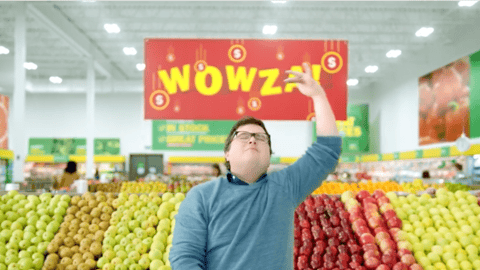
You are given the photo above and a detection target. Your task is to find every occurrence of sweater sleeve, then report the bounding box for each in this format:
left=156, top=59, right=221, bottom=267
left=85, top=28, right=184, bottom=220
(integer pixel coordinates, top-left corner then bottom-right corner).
left=169, top=187, right=208, bottom=270
left=281, top=136, right=341, bottom=208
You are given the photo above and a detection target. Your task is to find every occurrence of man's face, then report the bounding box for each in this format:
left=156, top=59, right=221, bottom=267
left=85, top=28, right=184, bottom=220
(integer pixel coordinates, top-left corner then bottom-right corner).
left=225, top=124, right=271, bottom=174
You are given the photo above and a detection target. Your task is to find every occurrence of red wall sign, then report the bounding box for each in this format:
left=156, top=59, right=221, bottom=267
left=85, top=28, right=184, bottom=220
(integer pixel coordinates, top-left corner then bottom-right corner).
left=144, top=39, right=348, bottom=121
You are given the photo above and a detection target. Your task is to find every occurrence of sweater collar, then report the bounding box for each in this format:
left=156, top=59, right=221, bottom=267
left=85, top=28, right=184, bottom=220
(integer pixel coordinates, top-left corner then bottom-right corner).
left=227, top=171, right=268, bottom=185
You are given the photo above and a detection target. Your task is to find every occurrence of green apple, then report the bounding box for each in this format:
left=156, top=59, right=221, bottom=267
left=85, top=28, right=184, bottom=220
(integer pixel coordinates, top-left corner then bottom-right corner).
left=123, top=258, right=134, bottom=267
left=447, top=259, right=460, bottom=270
left=138, top=257, right=150, bottom=269
left=116, top=250, right=128, bottom=261
left=427, top=252, right=441, bottom=264
left=150, top=259, right=165, bottom=270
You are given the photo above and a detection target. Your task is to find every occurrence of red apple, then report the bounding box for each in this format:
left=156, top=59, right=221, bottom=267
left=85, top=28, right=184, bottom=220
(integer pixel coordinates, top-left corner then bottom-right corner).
left=387, top=217, right=402, bottom=229
left=351, top=254, right=363, bottom=263
left=397, top=249, right=411, bottom=258
left=356, top=226, right=370, bottom=237
left=364, top=249, right=381, bottom=260
left=338, top=244, right=348, bottom=254
left=379, top=239, right=396, bottom=253
left=324, top=261, right=335, bottom=269
left=338, top=252, right=350, bottom=263
left=338, top=231, right=349, bottom=243
left=363, top=198, right=378, bottom=206
left=383, top=210, right=397, bottom=221
left=377, top=196, right=390, bottom=206
left=400, top=254, right=415, bottom=266
left=314, top=196, right=324, bottom=207
left=382, top=253, right=396, bottom=266
left=300, top=219, right=311, bottom=229
left=372, top=190, right=386, bottom=199
left=294, top=229, right=301, bottom=239
left=297, top=255, right=309, bottom=269
left=348, top=244, right=362, bottom=254
left=302, top=228, right=313, bottom=241
left=299, top=245, right=312, bottom=256
left=365, top=257, right=381, bottom=269
left=335, top=201, right=344, bottom=209
left=353, top=219, right=368, bottom=231
left=363, top=243, right=379, bottom=253
left=331, top=215, right=341, bottom=227
left=326, top=246, right=338, bottom=256
left=392, top=262, right=408, bottom=270
left=324, top=227, right=336, bottom=238
left=305, top=196, right=315, bottom=207
left=376, top=264, right=391, bottom=270
left=328, top=237, right=340, bottom=247
left=356, top=190, right=371, bottom=201
left=375, top=232, right=391, bottom=242
left=349, top=211, right=364, bottom=223
left=367, top=216, right=384, bottom=229
left=409, top=264, right=423, bottom=270
left=350, top=261, right=362, bottom=269
left=315, top=239, right=327, bottom=250
left=374, top=227, right=389, bottom=235
left=389, top=228, right=400, bottom=237
left=311, top=225, right=325, bottom=241
left=310, top=253, right=323, bottom=269
left=313, top=245, right=325, bottom=255
left=360, top=233, right=375, bottom=245
left=339, top=210, right=349, bottom=220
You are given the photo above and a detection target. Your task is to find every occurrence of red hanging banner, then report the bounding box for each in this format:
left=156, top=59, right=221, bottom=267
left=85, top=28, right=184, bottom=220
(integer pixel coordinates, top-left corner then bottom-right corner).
left=144, top=38, right=348, bottom=120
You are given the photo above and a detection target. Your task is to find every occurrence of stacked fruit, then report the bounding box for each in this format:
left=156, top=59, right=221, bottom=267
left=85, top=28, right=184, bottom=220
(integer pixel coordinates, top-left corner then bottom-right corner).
left=313, top=181, right=404, bottom=195
left=388, top=189, right=480, bottom=270
left=0, top=191, right=67, bottom=270
left=89, top=183, right=122, bottom=193
left=444, top=182, right=470, bottom=192
left=401, top=179, right=437, bottom=194
left=294, top=195, right=364, bottom=269
left=154, top=192, right=184, bottom=269
left=342, top=190, right=423, bottom=270
left=97, top=192, right=162, bottom=270
left=120, top=182, right=168, bottom=194
left=45, top=192, right=115, bottom=270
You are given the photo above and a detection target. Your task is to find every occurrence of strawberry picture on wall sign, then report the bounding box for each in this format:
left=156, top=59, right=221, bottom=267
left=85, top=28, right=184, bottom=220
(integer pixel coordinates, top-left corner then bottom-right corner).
left=419, top=56, right=471, bottom=146
left=0, top=94, right=9, bottom=150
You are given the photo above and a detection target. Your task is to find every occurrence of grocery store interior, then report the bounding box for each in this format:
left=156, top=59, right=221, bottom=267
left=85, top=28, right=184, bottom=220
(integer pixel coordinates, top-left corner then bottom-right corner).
left=1, top=1, right=480, bottom=270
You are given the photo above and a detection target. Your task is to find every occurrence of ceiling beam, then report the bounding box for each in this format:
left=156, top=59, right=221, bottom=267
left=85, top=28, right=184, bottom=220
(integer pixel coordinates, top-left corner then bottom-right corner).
left=26, top=2, right=126, bottom=79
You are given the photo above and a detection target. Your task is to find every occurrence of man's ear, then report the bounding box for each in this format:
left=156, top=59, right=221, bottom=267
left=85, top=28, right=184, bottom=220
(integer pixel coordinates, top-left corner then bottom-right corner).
left=224, top=151, right=229, bottom=162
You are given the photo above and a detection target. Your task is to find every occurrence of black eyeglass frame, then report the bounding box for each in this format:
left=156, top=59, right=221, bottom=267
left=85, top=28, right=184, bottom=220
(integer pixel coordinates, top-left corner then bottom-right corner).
left=233, top=131, right=270, bottom=142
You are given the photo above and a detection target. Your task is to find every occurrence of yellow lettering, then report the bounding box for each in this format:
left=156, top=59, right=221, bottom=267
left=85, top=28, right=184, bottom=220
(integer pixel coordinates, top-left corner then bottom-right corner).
left=158, top=65, right=190, bottom=94
left=195, top=66, right=223, bottom=96
left=312, top=64, right=321, bottom=83
left=259, top=69, right=282, bottom=96
left=284, top=66, right=303, bottom=93
left=345, top=127, right=353, bottom=137
left=198, top=135, right=228, bottom=144
left=225, top=66, right=257, bottom=92
left=166, top=124, right=176, bottom=132
left=353, top=127, right=362, bottom=137
left=347, top=117, right=355, bottom=126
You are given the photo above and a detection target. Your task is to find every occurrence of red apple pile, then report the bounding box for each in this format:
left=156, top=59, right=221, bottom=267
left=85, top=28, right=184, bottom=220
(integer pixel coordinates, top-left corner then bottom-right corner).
left=294, top=194, right=365, bottom=270
left=342, top=190, right=423, bottom=270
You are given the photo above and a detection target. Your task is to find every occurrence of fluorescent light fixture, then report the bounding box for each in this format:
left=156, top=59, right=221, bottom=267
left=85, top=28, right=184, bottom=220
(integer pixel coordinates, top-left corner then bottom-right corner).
left=458, top=1, right=478, bottom=6
left=136, top=63, right=146, bottom=71
left=271, top=1, right=287, bottom=3
left=24, top=62, right=38, bottom=70
left=386, top=49, right=402, bottom=58
left=0, top=46, right=9, bottom=55
left=347, top=79, right=359, bottom=86
left=123, top=47, right=137, bottom=56
left=262, top=25, right=278, bottom=35
left=415, top=27, right=434, bottom=37
left=365, top=65, right=378, bottom=73
left=49, top=76, right=62, bottom=84
left=104, top=23, right=120, bottom=34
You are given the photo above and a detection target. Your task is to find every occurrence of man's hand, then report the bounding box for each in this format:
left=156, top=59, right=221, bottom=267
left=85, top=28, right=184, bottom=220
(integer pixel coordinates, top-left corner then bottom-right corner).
left=284, top=62, right=326, bottom=98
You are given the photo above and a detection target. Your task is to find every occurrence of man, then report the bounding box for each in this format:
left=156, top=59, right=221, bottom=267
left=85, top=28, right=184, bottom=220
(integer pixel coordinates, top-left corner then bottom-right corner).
left=170, top=63, right=341, bottom=269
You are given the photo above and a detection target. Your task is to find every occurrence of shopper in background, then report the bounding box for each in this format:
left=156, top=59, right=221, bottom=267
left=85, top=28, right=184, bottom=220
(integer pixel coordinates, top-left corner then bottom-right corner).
left=56, top=161, right=80, bottom=190
left=211, top=163, right=221, bottom=177
left=170, top=63, right=341, bottom=270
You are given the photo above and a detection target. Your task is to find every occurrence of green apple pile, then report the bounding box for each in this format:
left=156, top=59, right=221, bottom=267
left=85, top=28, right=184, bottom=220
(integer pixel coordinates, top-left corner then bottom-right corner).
left=46, top=192, right=115, bottom=270
left=97, top=192, right=162, bottom=270
left=149, top=192, right=185, bottom=270
left=387, top=189, right=480, bottom=270
left=0, top=191, right=67, bottom=270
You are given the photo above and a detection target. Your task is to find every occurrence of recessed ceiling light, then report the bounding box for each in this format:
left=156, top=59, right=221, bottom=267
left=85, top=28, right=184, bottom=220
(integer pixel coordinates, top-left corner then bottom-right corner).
left=136, top=63, right=146, bottom=71
left=347, top=79, right=359, bottom=86
left=104, top=24, right=120, bottom=34
left=386, top=50, right=402, bottom=58
left=365, top=66, right=378, bottom=73
left=263, top=25, right=277, bottom=35
left=415, top=27, right=434, bottom=37
left=0, top=46, right=9, bottom=55
left=123, top=47, right=137, bottom=56
left=24, top=62, right=38, bottom=70
left=49, top=76, right=62, bottom=84
left=458, top=1, right=478, bottom=7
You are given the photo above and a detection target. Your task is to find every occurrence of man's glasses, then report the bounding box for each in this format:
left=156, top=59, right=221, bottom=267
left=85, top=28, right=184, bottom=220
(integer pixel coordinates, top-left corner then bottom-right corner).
left=233, top=131, right=270, bottom=142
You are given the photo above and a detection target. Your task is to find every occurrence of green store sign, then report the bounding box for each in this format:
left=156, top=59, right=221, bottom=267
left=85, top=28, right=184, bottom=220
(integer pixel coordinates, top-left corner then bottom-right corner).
left=28, top=138, right=120, bottom=156
left=152, top=120, right=234, bottom=151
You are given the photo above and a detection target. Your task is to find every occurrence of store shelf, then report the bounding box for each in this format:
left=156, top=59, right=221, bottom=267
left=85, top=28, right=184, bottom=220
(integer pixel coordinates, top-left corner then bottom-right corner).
left=25, top=155, right=125, bottom=163
left=0, top=149, right=14, bottom=160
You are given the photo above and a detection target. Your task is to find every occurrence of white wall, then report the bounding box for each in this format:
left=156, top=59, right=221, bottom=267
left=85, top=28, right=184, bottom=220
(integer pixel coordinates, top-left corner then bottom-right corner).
left=369, top=20, right=480, bottom=154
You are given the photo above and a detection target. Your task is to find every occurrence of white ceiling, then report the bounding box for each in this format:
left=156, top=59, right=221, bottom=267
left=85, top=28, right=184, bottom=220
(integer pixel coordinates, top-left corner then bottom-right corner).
left=0, top=1, right=479, bottom=94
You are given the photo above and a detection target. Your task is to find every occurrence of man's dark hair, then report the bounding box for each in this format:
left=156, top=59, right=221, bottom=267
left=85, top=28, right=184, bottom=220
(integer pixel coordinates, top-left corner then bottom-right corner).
left=65, top=161, right=77, bottom=174
left=224, top=116, right=273, bottom=171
